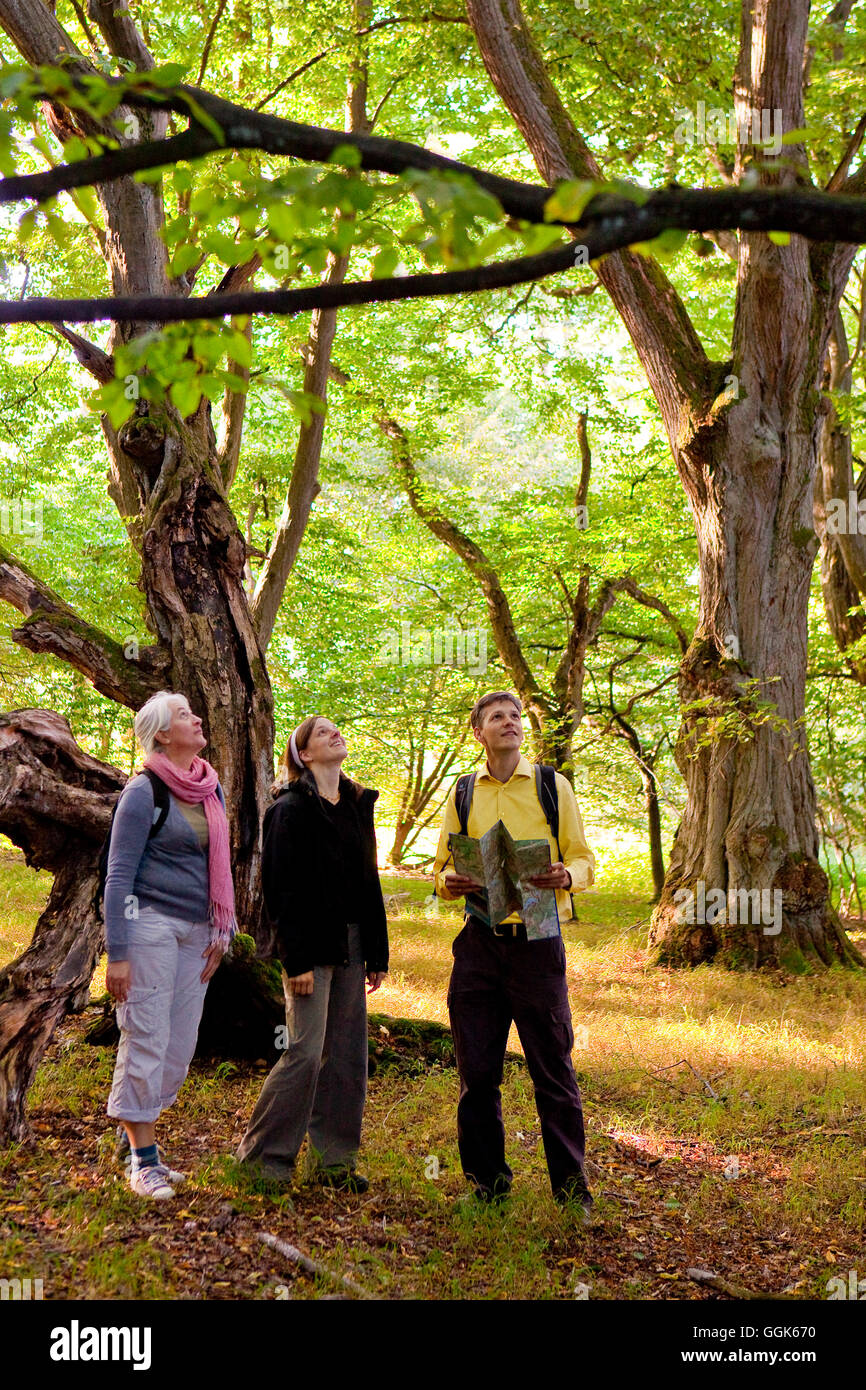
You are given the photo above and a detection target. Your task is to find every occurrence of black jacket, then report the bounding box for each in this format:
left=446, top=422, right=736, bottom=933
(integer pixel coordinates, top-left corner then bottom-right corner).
left=262, top=774, right=389, bottom=978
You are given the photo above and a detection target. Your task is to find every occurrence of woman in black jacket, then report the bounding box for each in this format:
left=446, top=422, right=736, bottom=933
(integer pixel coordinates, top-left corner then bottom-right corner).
left=236, top=715, right=388, bottom=1192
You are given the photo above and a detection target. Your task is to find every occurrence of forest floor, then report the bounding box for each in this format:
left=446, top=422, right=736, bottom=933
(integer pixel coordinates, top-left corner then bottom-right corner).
left=1, top=852, right=865, bottom=1301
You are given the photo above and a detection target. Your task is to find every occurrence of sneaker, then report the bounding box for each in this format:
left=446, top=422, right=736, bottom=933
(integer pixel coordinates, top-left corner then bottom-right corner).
left=129, top=1163, right=176, bottom=1200
left=154, top=1157, right=186, bottom=1187
left=116, top=1128, right=184, bottom=1184
left=315, top=1167, right=369, bottom=1194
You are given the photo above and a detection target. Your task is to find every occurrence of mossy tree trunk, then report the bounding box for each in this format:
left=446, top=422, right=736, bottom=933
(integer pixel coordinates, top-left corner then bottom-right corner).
left=466, top=0, right=864, bottom=968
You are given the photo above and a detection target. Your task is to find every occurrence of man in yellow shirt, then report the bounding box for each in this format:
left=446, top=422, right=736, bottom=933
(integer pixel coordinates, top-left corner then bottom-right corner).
left=433, top=691, right=596, bottom=1216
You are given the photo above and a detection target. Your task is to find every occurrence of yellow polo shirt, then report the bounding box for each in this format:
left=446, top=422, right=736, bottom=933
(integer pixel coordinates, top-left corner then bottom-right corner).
left=433, top=754, right=596, bottom=923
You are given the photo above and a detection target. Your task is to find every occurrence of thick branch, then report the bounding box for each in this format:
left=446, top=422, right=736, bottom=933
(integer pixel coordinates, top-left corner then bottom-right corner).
left=575, top=411, right=591, bottom=511
left=0, top=708, right=122, bottom=870
left=0, top=541, right=167, bottom=705
left=251, top=13, right=372, bottom=647
left=464, top=0, right=710, bottom=444
left=2, top=183, right=865, bottom=326
left=212, top=254, right=262, bottom=488
left=86, top=0, right=154, bottom=70
left=54, top=323, right=114, bottom=382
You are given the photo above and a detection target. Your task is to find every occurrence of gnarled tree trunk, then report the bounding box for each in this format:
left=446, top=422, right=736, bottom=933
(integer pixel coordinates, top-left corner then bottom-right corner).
left=0, top=711, right=122, bottom=1142
left=463, top=0, right=865, bottom=968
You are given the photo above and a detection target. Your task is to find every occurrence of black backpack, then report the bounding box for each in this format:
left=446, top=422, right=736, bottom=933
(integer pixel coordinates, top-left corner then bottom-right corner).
left=453, top=762, right=575, bottom=918
left=93, top=769, right=171, bottom=921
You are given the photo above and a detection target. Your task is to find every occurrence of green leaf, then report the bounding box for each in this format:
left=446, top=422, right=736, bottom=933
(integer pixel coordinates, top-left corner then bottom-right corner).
left=172, top=166, right=195, bottom=193
left=779, top=127, right=822, bottom=146
left=544, top=180, right=599, bottom=223
left=329, top=142, right=362, bottom=169
left=371, top=246, right=400, bottom=280
left=134, top=166, right=169, bottom=185
left=169, top=243, right=201, bottom=277
left=267, top=202, right=298, bottom=242
left=630, top=226, right=687, bottom=260
left=223, top=328, right=252, bottom=368
left=96, top=377, right=136, bottom=430
left=17, top=209, right=37, bottom=243
left=179, top=94, right=225, bottom=145
left=170, top=378, right=202, bottom=417
left=62, top=135, right=90, bottom=164
left=148, top=63, right=188, bottom=87
left=768, top=230, right=790, bottom=246
left=0, top=69, right=29, bottom=99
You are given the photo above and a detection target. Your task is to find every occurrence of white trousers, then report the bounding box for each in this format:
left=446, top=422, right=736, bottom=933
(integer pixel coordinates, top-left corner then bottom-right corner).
left=107, top=905, right=211, bottom=1123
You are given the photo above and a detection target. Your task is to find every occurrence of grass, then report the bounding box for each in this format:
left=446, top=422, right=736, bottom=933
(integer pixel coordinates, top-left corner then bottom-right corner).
left=0, top=853, right=864, bottom=1300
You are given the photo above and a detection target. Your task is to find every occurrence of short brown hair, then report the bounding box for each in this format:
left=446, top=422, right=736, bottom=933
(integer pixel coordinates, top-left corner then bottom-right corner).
left=470, top=691, right=523, bottom=731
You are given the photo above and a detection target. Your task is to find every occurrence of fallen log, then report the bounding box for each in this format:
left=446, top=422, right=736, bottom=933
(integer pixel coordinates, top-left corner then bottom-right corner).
left=687, top=1268, right=797, bottom=1300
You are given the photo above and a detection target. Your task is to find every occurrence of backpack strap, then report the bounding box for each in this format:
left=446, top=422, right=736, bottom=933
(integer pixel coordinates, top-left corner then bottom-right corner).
left=94, top=770, right=171, bottom=919
left=534, top=763, right=575, bottom=915
left=142, top=768, right=170, bottom=838
left=454, top=772, right=477, bottom=836
left=534, top=764, right=560, bottom=848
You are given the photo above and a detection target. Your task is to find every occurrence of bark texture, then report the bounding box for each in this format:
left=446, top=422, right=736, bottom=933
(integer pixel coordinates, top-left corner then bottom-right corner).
left=465, top=0, right=864, bottom=967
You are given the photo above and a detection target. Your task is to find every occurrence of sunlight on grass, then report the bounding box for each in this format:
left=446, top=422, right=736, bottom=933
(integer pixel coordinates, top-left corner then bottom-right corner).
left=1, top=851, right=864, bottom=1297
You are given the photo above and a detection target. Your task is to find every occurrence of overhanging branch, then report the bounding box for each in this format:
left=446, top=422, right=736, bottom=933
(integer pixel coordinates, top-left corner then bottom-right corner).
left=0, top=185, right=864, bottom=326
left=0, top=541, right=168, bottom=706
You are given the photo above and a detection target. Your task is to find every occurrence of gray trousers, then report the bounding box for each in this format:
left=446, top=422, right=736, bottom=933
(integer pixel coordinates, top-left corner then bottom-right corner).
left=107, top=905, right=210, bottom=1123
left=236, top=923, right=369, bottom=1178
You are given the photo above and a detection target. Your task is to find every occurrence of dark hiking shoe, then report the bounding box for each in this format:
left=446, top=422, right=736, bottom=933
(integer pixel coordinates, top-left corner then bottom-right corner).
left=315, top=1167, right=369, bottom=1194
left=456, top=1174, right=512, bottom=1207
left=554, top=1174, right=594, bottom=1223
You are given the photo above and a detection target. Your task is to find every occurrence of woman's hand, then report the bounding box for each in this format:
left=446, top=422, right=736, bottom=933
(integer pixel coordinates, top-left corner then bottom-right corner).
left=106, top=960, right=131, bottom=1002
left=200, top=942, right=226, bottom=983
left=288, top=971, right=314, bottom=996
left=366, top=971, right=387, bottom=994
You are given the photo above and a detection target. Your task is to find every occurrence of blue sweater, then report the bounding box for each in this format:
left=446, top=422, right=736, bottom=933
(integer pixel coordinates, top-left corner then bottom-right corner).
left=103, top=772, right=226, bottom=962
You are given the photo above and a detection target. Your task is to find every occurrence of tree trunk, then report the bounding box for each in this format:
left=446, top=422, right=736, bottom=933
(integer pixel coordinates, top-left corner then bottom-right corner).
left=465, top=0, right=864, bottom=970
left=0, top=712, right=122, bottom=1142
left=649, top=419, right=862, bottom=968
left=388, top=819, right=413, bottom=866
left=133, top=419, right=274, bottom=928
left=644, top=762, right=666, bottom=904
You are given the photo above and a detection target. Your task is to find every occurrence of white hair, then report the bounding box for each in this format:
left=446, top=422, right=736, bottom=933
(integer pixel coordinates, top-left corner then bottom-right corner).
left=134, top=690, right=186, bottom=755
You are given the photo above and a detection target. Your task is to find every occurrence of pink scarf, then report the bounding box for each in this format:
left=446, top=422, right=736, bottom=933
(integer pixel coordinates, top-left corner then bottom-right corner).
left=143, top=751, right=237, bottom=951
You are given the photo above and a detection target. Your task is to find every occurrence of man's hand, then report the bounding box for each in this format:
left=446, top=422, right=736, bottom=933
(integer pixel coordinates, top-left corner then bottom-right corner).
left=287, top=971, right=314, bottom=996
left=366, top=970, right=387, bottom=994
left=200, top=942, right=225, bottom=983
left=444, top=871, right=483, bottom=897
left=527, top=862, right=572, bottom=891
left=106, top=960, right=131, bottom=1002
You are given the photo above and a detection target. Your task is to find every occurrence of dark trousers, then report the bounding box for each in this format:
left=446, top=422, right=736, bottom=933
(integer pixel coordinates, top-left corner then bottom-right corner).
left=447, top=916, right=587, bottom=1196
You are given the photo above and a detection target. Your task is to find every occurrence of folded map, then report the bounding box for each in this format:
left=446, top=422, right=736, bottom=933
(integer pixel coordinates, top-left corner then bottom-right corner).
left=448, top=818, right=560, bottom=941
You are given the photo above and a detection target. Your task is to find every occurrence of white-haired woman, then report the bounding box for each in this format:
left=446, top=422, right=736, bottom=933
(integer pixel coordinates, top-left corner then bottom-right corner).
left=103, top=691, right=236, bottom=1199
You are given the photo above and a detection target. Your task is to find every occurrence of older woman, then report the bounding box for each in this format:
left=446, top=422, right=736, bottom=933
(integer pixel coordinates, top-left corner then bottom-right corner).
left=237, top=714, right=388, bottom=1192
left=103, top=691, right=236, bottom=1199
